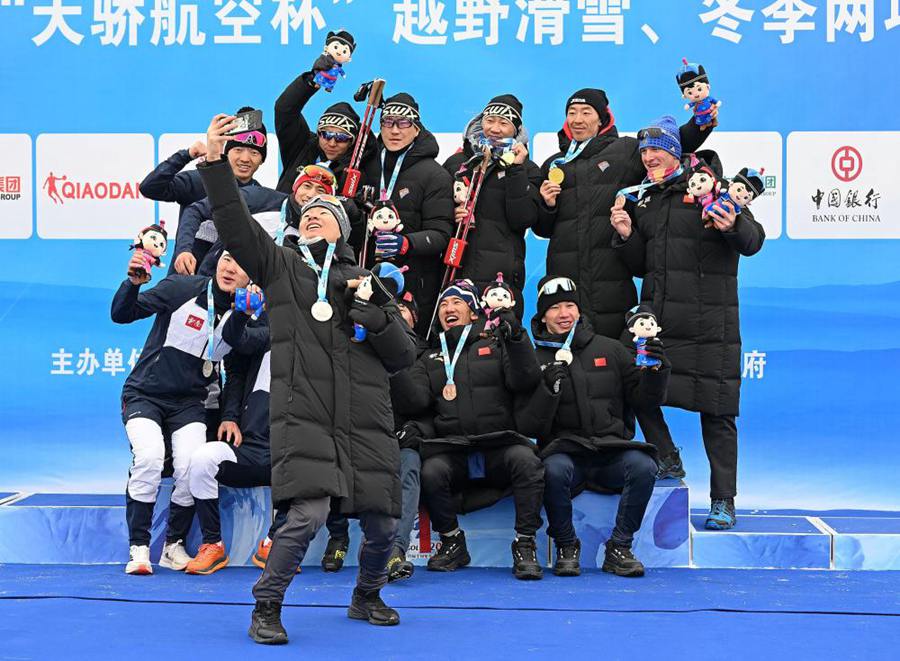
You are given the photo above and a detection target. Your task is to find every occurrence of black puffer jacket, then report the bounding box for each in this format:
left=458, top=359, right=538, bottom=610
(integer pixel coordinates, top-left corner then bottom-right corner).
left=392, top=318, right=541, bottom=512
left=614, top=151, right=765, bottom=416
left=200, top=157, right=417, bottom=516
left=390, top=336, right=435, bottom=452
left=534, top=120, right=711, bottom=339
left=442, top=117, right=542, bottom=315
left=519, top=317, right=666, bottom=459
left=360, top=131, right=454, bottom=335
left=273, top=71, right=377, bottom=194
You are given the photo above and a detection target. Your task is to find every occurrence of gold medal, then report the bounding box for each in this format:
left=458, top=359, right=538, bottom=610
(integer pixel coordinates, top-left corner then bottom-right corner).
left=500, top=150, right=516, bottom=166
left=548, top=167, right=565, bottom=185
left=442, top=383, right=457, bottom=401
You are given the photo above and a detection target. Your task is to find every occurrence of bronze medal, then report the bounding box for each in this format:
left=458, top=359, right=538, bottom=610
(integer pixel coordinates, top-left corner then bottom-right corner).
left=442, top=383, right=457, bottom=401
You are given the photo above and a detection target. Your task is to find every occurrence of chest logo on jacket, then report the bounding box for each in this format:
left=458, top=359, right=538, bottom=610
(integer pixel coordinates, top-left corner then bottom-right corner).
left=185, top=315, right=204, bottom=331
left=638, top=196, right=651, bottom=208
left=478, top=346, right=492, bottom=356
left=428, top=352, right=445, bottom=363
left=594, top=357, right=608, bottom=368
left=399, top=187, right=410, bottom=198
left=598, top=161, right=610, bottom=172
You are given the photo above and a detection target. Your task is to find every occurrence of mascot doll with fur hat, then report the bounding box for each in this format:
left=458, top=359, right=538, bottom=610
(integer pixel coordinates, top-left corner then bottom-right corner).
left=704, top=168, right=766, bottom=224
left=677, top=59, right=720, bottom=130
left=313, top=30, right=356, bottom=93
left=626, top=305, right=663, bottom=370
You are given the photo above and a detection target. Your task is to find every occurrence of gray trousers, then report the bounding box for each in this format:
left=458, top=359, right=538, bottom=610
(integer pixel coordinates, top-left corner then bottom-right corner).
left=252, top=496, right=399, bottom=603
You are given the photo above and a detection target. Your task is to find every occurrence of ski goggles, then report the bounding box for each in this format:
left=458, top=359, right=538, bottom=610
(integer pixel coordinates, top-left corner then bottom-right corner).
left=380, top=117, right=416, bottom=130
left=318, top=130, right=354, bottom=143
left=293, top=164, right=337, bottom=193
left=231, top=131, right=267, bottom=147
left=637, top=127, right=666, bottom=141
left=539, top=277, right=577, bottom=297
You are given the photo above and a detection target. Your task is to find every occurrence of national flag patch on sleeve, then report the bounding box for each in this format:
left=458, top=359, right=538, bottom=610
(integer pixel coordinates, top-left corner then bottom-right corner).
left=594, top=357, right=607, bottom=367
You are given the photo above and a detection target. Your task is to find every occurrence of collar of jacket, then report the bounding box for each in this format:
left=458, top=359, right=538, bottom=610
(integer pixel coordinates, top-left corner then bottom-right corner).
left=555, top=123, right=620, bottom=158
left=195, top=276, right=232, bottom=316
left=377, top=127, right=441, bottom=167
left=440, top=317, right=488, bottom=349
left=531, top=318, right=594, bottom=351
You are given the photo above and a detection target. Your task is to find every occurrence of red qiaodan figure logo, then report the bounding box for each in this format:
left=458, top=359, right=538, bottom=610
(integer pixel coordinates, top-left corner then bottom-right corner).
left=830, top=146, right=862, bottom=183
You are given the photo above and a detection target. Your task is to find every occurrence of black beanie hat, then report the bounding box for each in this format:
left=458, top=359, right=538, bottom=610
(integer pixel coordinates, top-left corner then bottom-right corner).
left=536, top=275, right=580, bottom=320
left=317, top=101, right=361, bottom=136
left=677, top=60, right=708, bottom=90
left=225, top=106, right=268, bottom=162
left=382, top=92, right=422, bottom=127
left=566, top=89, right=610, bottom=126
left=625, top=304, right=658, bottom=329
left=326, top=29, right=356, bottom=53
left=482, top=94, right=523, bottom=130
left=734, top=167, right=766, bottom=198
left=399, top=290, right=419, bottom=321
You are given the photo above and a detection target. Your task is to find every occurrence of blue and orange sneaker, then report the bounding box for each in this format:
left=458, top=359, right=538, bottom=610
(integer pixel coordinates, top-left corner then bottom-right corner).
left=705, top=498, right=736, bottom=530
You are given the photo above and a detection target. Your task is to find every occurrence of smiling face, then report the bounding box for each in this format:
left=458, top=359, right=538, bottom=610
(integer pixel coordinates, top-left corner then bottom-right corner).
left=325, top=39, right=352, bottom=64
left=481, top=114, right=516, bottom=140
left=317, top=125, right=353, bottom=161
left=641, top=147, right=680, bottom=176
left=398, top=303, right=416, bottom=329
left=300, top=207, right=341, bottom=243
left=438, top=296, right=477, bottom=331
left=140, top=229, right=167, bottom=257
left=483, top=287, right=513, bottom=310
left=682, top=81, right=710, bottom=103
left=729, top=181, right=756, bottom=207
left=543, top=301, right=580, bottom=335
left=215, top=253, right=250, bottom=294
left=453, top=180, right=469, bottom=205
left=629, top=315, right=659, bottom=339
left=566, top=103, right=601, bottom=142
left=293, top=180, right=329, bottom=207
left=228, top=146, right=263, bottom=183
left=370, top=206, right=400, bottom=231
left=688, top=171, right=716, bottom=197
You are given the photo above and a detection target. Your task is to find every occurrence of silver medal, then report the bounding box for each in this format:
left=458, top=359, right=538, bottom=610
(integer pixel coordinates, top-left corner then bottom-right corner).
left=555, top=348, right=573, bottom=365
left=202, top=359, right=214, bottom=378
left=311, top=300, right=333, bottom=322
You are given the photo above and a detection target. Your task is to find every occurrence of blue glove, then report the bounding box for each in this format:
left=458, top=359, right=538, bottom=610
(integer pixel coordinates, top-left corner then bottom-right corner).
left=374, top=232, right=409, bottom=260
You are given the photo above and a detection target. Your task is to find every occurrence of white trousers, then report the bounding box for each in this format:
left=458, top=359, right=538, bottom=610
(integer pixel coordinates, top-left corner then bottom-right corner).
left=125, top=418, right=206, bottom=507
left=188, top=441, right=238, bottom=501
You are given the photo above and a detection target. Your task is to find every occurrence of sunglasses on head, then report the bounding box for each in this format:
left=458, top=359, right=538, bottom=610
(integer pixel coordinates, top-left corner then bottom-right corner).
left=380, top=117, right=415, bottom=130
left=637, top=127, right=665, bottom=141
left=299, top=164, right=336, bottom=184
left=539, top=277, right=577, bottom=297
left=232, top=131, right=267, bottom=147
left=318, top=130, right=354, bottom=143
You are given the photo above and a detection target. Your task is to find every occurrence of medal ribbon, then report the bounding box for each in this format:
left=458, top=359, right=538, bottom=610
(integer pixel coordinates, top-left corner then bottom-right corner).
left=379, top=148, right=408, bottom=200
left=298, top=241, right=337, bottom=307
left=616, top=166, right=684, bottom=203
left=439, top=323, right=472, bottom=387
left=534, top=323, right=577, bottom=353
left=552, top=137, right=592, bottom=170
left=205, top=279, right=216, bottom=366
left=275, top=198, right=288, bottom=247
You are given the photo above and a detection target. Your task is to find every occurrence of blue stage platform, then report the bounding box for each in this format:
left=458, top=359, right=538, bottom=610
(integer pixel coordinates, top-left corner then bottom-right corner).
left=1, top=487, right=898, bottom=571
left=0, top=565, right=898, bottom=661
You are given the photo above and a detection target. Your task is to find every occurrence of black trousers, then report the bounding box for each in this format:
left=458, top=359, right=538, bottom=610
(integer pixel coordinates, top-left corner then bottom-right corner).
left=420, top=444, right=544, bottom=537
left=252, top=496, right=398, bottom=603
left=638, top=408, right=737, bottom=499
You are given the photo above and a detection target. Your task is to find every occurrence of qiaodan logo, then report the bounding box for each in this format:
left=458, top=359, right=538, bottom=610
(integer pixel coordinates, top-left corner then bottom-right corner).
left=42, top=172, right=143, bottom=206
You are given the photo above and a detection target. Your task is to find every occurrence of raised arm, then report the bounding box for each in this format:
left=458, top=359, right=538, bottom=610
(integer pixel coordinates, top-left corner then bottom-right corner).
left=274, top=71, right=318, bottom=174
left=198, top=114, right=286, bottom=289
left=139, top=145, right=206, bottom=205
left=111, top=273, right=187, bottom=324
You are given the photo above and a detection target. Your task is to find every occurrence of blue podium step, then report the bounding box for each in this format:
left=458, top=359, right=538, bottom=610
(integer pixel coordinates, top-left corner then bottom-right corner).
left=0, top=481, right=689, bottom=569
left=3, top=489, right=898, bottom=570
left=690, top=514, right=832, bottom=569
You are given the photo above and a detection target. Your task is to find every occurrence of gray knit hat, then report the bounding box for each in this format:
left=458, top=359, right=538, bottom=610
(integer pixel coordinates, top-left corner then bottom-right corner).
left=300, top=194, right=351, bottom=240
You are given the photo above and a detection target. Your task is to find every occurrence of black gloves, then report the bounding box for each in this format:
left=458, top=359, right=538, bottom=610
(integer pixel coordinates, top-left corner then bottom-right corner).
left=542, top=361, right=569, bottom=394
left=643, top=337, right=670, bottom=370
left=355, top=185, right=378, bottom=211
left=349, top=298, right=388, bottom=334
left=395, top=422, right=423, bottom=451
left=312, top=53, right=334, bottom=73
left=496, top=309, right=524, bottom=341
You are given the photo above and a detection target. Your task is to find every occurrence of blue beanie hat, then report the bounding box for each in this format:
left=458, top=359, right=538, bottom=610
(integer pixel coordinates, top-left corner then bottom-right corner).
left=638, top=115, right=682, bottom=160
left=438, top=279, right=481, bottom=316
